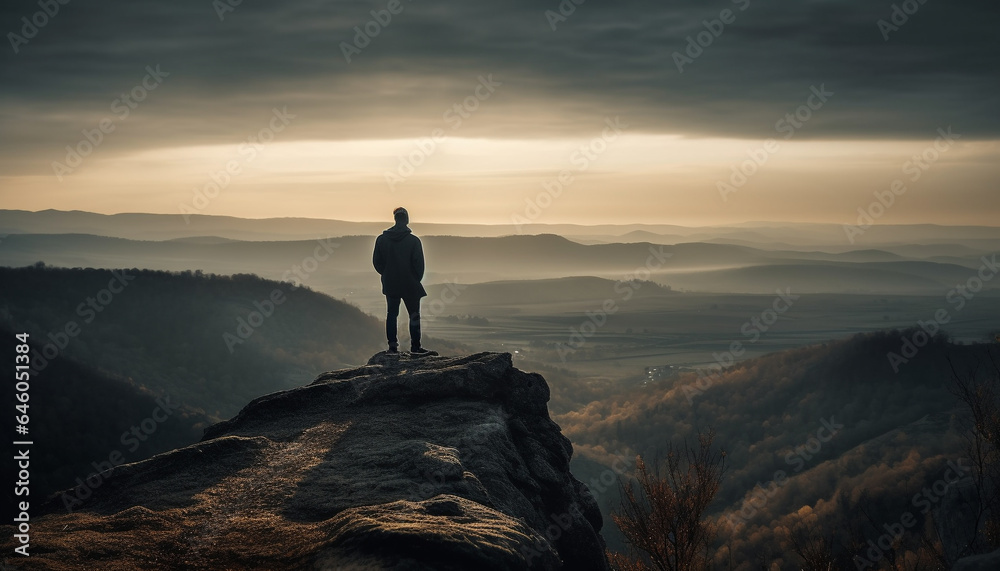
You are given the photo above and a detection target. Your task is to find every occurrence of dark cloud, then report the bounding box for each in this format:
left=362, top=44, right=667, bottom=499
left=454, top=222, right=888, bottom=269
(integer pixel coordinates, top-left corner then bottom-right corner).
left=1, top=0, right=997, bottom=173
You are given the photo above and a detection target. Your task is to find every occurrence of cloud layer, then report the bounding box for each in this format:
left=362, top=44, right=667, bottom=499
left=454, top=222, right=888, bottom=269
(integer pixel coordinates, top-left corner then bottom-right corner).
left=1, top=0, right=996, bottom=223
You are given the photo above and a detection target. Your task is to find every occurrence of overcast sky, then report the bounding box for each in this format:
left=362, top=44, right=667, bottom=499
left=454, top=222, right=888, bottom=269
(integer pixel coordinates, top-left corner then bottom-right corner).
left=1, top=0, right=997, bottom=226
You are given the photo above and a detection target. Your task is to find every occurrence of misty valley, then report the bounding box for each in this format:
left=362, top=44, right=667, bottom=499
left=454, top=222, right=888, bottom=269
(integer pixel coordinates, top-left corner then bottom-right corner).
left=1, top=210, right=999, bottom=569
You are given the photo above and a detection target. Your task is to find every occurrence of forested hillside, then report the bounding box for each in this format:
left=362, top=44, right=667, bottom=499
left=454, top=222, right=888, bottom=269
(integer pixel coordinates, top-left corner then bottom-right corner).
left=558, top=330, right=997, bottom=566
left=1, top=324, right=212, bottom=518
left=0, top=265, right=384, bottom=418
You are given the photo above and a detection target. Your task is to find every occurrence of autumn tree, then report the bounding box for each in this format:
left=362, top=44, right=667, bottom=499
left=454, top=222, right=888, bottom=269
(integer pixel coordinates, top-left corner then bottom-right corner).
left=948, top=346, right=1000, bottom=555
left=609, top=429, right=727, bottom=571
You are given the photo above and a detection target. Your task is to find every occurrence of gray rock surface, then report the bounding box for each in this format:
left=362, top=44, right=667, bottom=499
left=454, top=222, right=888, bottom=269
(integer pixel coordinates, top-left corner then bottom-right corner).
left=952, top=548, right=1000, bottom=571
left=14, top=352, right=609, bottom=570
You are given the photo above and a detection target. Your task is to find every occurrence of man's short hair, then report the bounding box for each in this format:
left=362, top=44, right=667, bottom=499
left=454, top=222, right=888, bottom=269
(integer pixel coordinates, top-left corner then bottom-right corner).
left=393, top=207, right=408, bottom=224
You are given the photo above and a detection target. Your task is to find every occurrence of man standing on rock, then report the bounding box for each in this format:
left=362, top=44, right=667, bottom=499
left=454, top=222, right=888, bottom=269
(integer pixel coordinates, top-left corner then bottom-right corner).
left=373, top=207, right=430, bottom=354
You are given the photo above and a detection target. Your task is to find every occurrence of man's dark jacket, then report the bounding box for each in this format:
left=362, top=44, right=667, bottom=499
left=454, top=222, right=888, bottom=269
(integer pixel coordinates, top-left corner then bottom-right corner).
left=373, top=225, right=427, bottom=299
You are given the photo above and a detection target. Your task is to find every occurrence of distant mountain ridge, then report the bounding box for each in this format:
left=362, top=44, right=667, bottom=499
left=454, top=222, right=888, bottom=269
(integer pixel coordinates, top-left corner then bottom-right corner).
left=1, top=232, right=995, bottom=295
left=3, top=208, right=1000, bottom=247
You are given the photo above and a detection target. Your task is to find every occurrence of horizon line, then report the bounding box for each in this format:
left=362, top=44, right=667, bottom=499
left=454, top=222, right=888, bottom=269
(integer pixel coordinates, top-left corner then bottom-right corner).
left=5, top=209, right=1000, bottom=230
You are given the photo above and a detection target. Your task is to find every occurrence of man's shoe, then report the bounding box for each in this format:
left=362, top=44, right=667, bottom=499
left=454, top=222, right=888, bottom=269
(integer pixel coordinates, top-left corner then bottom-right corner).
left=410, top=346, right=431, bottom=355
left=388, top=345, right=399, bottom=353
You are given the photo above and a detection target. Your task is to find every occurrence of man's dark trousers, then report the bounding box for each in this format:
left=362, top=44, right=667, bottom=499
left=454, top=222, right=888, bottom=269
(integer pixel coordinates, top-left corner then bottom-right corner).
left=386, top=296, right=421, bottom=349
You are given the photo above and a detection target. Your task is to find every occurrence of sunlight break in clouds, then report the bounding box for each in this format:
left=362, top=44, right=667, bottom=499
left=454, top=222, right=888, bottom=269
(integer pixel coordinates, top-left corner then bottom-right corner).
left=2, top=135, right=997, bottom=226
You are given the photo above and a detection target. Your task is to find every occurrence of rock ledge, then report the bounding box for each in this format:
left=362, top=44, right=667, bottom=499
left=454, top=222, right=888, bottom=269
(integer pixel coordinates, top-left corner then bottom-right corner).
left=13, top=352, right=608, bottom=570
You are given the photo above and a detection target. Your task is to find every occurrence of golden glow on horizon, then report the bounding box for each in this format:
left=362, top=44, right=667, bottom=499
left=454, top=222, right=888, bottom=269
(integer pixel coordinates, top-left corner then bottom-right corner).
left=2, top=136, right=997, bottom=226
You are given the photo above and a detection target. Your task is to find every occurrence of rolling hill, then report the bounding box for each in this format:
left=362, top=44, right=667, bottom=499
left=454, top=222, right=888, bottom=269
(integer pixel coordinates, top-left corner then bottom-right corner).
left=3, top=209, right=1000, bottom=250
left=559, top=330, right=996, bottom=566
left=1, top=324, right=213, bottom=514
left=1, top=232, right=994, bottom=297
left=0, top=265, right=385, bottom=418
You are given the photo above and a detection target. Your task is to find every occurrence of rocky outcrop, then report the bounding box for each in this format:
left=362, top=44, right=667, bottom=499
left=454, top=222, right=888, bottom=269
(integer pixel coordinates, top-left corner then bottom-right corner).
left=11, top=352, right=609, bottom=570
left=953, top=549, right=1000, bottom=571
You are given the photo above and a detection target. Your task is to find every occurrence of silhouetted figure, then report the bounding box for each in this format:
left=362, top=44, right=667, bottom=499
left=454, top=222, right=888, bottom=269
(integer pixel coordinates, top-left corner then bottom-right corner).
left=373, top=207, right=429, bottom=354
